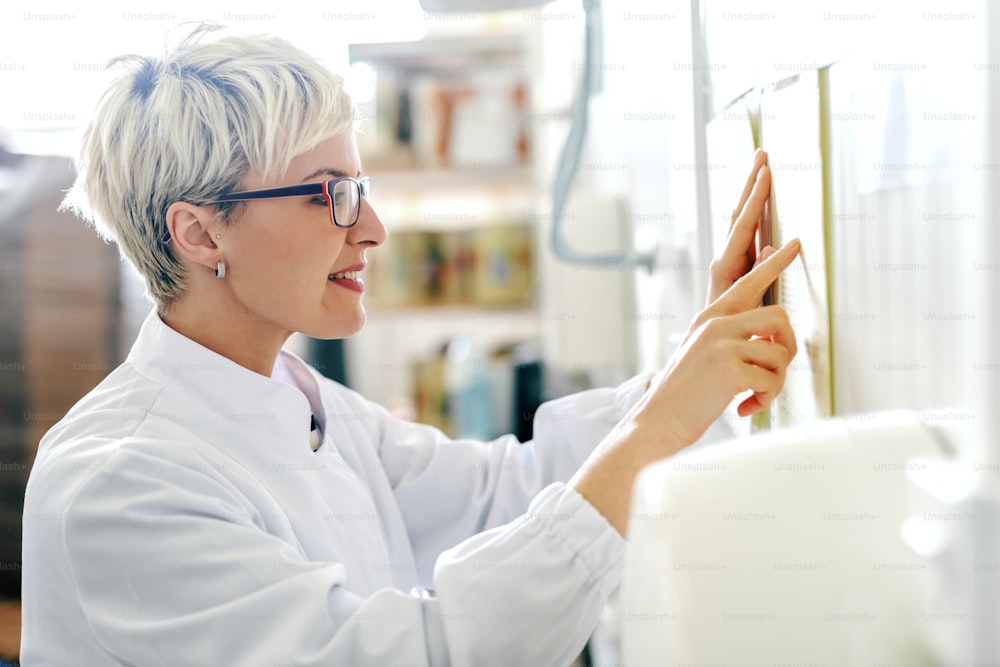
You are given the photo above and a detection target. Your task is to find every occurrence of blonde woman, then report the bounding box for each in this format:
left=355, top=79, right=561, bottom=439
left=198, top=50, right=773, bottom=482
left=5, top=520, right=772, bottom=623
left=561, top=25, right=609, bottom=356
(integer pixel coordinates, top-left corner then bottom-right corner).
left=21, top=26, right=798, bottom=666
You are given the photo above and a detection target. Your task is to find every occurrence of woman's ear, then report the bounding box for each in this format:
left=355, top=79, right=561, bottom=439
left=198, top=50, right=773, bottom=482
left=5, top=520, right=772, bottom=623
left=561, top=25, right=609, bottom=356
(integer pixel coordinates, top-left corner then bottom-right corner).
left=165, top=202, right=223, bottom=272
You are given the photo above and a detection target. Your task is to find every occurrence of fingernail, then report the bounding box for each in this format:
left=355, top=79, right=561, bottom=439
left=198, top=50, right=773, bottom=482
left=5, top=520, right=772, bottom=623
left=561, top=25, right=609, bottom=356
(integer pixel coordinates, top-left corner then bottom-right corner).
left=784, top=238, right=801, bottom=251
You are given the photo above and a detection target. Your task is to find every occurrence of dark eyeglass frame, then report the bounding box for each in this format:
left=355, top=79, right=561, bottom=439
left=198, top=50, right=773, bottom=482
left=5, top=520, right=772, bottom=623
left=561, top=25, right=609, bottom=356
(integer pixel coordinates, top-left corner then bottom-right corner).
left=160, top=176, right=370, bottom=243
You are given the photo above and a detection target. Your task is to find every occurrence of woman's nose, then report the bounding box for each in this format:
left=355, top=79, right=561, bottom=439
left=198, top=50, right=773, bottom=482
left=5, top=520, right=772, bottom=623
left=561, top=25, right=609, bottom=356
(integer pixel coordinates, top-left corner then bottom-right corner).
left=349, top=198, right=387, bottom=247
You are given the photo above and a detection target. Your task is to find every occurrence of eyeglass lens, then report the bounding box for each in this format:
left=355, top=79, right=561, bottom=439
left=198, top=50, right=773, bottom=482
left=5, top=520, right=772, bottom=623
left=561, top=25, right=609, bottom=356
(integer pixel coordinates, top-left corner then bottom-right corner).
left=332, top=179, right=360, bottom=227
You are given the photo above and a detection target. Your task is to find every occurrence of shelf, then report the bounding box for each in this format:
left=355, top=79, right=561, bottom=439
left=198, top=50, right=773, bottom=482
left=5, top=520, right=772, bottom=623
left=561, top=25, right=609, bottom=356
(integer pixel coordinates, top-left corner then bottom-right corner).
left=349, top=32, right=528, bottom=73
left=366, top=165, right=533, bottom=192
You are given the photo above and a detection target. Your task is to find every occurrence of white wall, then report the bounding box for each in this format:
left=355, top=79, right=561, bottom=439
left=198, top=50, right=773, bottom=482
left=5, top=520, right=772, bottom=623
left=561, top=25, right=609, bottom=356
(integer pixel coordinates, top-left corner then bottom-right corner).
left=605, top=0, right=988, bottom=435
left=532, top=0, right=704, bottom=376
left=826, top=60, right=983, bottom=423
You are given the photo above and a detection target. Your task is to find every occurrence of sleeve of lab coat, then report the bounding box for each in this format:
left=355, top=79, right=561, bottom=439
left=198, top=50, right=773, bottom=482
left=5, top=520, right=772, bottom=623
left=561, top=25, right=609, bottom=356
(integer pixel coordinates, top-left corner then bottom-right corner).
left=370, top=372, right=652, bottom=577
left=62, top=447, right=622, bottom=667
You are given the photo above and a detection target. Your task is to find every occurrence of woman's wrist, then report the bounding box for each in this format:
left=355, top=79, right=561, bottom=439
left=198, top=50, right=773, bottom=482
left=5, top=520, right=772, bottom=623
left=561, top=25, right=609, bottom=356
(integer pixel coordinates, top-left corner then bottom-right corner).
left=570, top=416, right=688, bottom=536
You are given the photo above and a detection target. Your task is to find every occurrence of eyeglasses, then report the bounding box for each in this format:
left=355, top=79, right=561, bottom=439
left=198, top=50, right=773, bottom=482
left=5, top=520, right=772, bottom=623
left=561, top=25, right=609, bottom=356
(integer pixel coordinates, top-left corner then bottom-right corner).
left=160, top=176, right=370, bottom=243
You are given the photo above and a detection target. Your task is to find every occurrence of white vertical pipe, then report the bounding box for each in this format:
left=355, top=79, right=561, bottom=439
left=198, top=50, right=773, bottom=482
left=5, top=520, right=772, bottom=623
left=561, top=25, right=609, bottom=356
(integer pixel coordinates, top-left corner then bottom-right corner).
left=980, top=0, right=1000, bottom=494
left=975, top=0, right=1000, bottom=660
left=689, top=0, right=713, bottom=305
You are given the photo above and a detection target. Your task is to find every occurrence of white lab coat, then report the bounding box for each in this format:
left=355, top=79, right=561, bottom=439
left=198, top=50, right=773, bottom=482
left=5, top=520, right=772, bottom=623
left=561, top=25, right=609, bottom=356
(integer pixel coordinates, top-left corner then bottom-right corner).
left=20, top=310, right=727, bottom=666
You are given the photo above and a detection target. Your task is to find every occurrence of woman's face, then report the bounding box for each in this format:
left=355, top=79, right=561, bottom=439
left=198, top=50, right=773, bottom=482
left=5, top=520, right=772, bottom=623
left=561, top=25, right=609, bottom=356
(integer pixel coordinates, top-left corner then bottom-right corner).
left=219, top=132, right=387, bottom=340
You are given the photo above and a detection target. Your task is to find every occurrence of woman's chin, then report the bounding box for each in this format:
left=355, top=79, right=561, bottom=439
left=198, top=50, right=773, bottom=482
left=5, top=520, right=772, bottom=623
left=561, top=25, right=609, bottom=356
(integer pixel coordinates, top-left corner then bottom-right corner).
left=307, top=308, right=366, bottom=340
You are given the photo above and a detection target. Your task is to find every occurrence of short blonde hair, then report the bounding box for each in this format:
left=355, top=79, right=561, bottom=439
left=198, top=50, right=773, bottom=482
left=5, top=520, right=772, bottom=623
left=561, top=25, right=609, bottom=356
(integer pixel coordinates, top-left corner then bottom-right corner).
left=62, top=23, right=356, bottom=308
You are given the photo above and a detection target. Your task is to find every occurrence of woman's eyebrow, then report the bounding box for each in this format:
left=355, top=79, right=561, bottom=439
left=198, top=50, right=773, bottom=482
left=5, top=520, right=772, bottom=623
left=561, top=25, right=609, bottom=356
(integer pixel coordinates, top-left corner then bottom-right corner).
left=301, top=168, right=363, bottom=181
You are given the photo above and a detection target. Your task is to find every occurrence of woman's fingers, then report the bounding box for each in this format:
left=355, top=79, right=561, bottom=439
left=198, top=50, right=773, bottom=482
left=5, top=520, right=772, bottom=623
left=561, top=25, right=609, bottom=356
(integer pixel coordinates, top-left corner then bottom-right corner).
left=707, top=154, right=773, bottom=305
left=710, top=238, right=800, bottom=317
left=737, top=392, right=769, bottom=417
left=730, top=149, right=768, bottom=229
left=719, top=337, right=793, bottom=418
left=632, top=302, right=799, bottom=451
left=742, top=336, right=791, bottom=372
left=732, top=305, right=797, bottom=360
left=734, top=363, right=783, bottom=415
left=722, top=158, right=770, bottom=260
left=755, top=245, right=776, bottom=267
left=724, top=164, right=770, bottom=255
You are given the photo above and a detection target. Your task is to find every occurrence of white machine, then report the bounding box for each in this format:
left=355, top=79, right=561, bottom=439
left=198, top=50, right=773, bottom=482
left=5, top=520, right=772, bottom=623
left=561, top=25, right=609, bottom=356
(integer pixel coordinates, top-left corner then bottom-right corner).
left=621, top=411, right=951, bottom=664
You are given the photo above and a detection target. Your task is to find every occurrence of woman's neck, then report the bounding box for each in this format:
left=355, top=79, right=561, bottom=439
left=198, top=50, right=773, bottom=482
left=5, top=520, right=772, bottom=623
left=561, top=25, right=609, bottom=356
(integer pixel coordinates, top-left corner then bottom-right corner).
left=159, top=295, right=292, bottom=378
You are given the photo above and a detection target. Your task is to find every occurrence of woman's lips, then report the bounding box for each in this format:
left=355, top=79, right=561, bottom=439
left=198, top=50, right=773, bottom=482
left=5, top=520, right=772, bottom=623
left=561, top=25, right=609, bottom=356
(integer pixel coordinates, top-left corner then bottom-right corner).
left=328, top=275, right=364, bottom=293
left=327, top=263, right=366, bottom=294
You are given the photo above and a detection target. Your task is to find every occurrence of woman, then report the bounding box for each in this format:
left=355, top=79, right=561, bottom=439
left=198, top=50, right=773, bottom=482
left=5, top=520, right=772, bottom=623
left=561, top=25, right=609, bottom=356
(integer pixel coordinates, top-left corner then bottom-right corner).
left=20, top=26, right=798, bottom=666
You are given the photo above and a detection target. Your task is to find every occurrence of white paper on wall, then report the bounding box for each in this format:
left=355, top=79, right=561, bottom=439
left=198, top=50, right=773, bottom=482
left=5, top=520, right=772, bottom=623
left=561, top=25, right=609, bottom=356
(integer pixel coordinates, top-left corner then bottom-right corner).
left=705, top=90, right=763, bottom=437
left=759, top=69, right=834, bottom=427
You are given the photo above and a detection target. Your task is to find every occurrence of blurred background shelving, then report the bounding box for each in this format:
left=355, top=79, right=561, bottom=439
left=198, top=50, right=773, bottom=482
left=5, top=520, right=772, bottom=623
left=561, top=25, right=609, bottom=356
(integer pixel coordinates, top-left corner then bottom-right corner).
left=341, top=26, right=548, bottom=437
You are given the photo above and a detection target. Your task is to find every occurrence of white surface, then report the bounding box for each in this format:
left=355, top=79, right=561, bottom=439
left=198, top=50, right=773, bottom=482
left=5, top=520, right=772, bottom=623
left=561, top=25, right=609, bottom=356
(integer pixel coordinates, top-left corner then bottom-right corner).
left=420, top=0, right=550, bottom=10
left=826, top=58, right=983, bottom=423
left=621, top=410, right=948, bottom=664
left=536, top=192, right=638, bottom=381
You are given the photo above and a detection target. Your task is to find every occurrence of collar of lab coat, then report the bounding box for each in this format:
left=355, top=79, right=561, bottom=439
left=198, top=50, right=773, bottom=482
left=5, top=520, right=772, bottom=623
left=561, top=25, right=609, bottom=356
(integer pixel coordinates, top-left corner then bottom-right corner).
left=126, top=309, right=315, bottom=453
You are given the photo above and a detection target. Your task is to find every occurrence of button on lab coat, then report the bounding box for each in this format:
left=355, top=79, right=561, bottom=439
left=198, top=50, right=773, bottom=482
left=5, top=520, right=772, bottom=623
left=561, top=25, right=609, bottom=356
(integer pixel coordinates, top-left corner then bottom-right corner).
left=21, top=310, right=727, bottom=666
